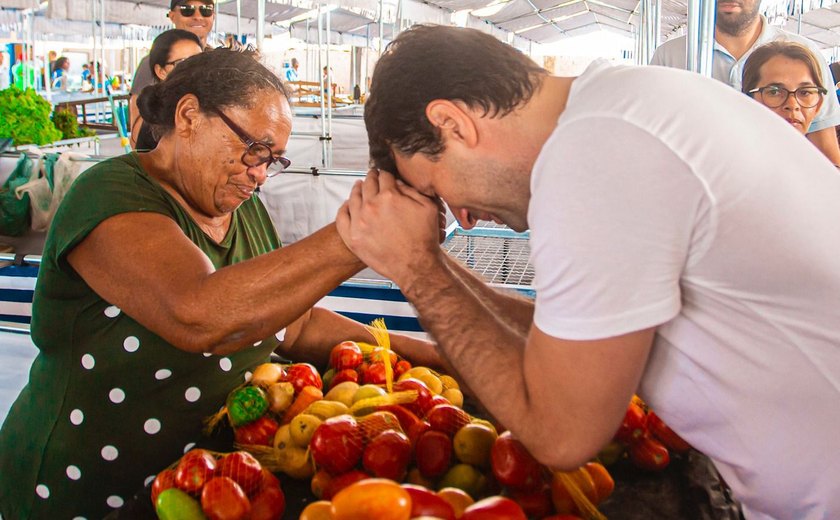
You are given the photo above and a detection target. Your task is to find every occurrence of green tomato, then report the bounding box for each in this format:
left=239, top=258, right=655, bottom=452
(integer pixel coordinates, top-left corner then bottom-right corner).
left=155, top=488, right=207, bottom=520
left=226, top=385, right=269, bottom=427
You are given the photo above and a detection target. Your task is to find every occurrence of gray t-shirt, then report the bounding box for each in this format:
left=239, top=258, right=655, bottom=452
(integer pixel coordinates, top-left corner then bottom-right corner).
left=130, top=55, right=153, bottom=96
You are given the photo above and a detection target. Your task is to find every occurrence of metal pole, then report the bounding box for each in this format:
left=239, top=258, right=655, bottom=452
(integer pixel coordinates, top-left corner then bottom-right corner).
left=92, top=0, right=98, bottom=95
left=236, top=0, right=242, bottom=41
left=686, top=0, right=715, bottom=76
left=257, top=0, right=266, bottom=51
left=317, top=6, right=327, bottom=167
left=378, top=0, right=384, bottom=56
left=326, top=8, right=332, bottom=142
left=100, top=0, right=106, bottom=94
left=797, top=0, right=803, bottom=35
left=653, top=0, right=661, bottom=49
left=365, top=24, right=370, bottom=93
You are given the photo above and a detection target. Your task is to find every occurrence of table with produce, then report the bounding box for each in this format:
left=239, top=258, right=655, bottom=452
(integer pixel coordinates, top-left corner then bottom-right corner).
left=108, top=323, right=742, bottom=520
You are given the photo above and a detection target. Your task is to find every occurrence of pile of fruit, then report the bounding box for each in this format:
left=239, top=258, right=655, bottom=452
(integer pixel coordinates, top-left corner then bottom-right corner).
left=598, top=396, right=692, bottom=472
left=150, top=449, right=285, bottom=520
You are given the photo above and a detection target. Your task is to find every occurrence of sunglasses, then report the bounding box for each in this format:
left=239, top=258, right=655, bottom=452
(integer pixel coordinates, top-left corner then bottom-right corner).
left=175, top=4, right=214, bottom=17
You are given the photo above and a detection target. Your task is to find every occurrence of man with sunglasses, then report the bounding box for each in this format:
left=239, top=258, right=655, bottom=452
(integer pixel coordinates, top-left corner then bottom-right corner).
left=650, top=0, right=840, bottom=166
left=129, top=0, right=215, bottom=147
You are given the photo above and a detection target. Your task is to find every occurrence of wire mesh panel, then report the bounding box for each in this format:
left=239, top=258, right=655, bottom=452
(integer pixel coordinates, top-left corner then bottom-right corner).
left=443, top=229, right=534, bottom=288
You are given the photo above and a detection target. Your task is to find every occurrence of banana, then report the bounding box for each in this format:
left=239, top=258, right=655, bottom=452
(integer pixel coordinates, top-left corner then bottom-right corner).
left=304, top=400, right=350, bottom=420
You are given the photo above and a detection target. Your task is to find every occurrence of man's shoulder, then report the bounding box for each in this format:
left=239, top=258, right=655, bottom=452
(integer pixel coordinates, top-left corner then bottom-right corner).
left=650, top=36, right=688, bottom=67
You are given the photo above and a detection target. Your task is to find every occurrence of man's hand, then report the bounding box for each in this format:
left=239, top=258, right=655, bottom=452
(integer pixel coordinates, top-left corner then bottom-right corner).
left=336, top=169, right=442, bottom=287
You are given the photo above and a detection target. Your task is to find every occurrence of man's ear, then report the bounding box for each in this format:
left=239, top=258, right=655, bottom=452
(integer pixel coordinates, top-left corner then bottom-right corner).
left=425, top=100, right=479, bottom=149
left=173, top=94, right=202, bottom=138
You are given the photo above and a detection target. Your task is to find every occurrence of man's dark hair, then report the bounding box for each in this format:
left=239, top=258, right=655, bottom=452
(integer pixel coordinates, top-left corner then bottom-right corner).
left=148, top=29, right=202, bottom=82
left=137, top=47, right=289, bottom=140
left=365, top=25, right=547, bottom=173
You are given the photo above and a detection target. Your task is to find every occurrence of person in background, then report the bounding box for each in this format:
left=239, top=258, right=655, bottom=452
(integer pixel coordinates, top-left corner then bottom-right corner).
left=338, top=25, right=840, bottom=519
left=51, top=56, right=70, bottom=91
left=286, top=56, right=300, bottom=82
left=0, top=52, right=10, bottom=91
left=650, top=0, right=840, bottom=165
left=129, top=0, right=215, bottom=148
left=0, top=47, right=439, bottom=519
left=742, top=42, right=829, bottom=149
left=133, top=29, right=203, bottom=150
left=80, top=62, right=91, bottom=85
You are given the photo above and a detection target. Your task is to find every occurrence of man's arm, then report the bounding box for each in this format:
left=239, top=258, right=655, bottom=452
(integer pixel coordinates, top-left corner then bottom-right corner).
left=336, top=171, right=653, bottom=469
left=807, top=126, right=840, bottom=165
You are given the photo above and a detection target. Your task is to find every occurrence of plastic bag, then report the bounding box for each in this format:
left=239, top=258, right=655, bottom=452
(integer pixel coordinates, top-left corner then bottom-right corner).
left=15, top=151, right=87, bottom=232
left=0, top=154, right=33, bottom=236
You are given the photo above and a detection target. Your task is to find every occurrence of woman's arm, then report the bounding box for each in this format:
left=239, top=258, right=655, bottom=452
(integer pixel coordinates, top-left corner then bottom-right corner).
left=68, top=212, right=365, bottom=355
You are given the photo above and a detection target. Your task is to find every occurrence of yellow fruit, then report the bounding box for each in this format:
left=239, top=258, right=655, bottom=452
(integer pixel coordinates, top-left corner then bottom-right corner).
left=437, top=487, right=474, bottom=518
left=290, top=413, right=323, bottom=448
left=267, top=382, right=295, bottom=414
left=352, top=384, right=387, bottom=404
left=277, top=445, right=314, bottom=480
left=437, top=464, right=486, bottom=499
left=453, top=423, right=497, bottom=468
left=251, top=363, right=286, bottom=386
left=470, top=418, right=497, bottom=435
left=439, top=375, right=459, bottom=391
left=416, top=373, right=443, bottom=395
left=273, top=424, right=294, bottom=451
left=404, top=367, right=433, bottom=380
left=325, top=382, right=360, bottom=408
left=442, top=388, right=464, bottom=407
left=300, top=500, right=334, bottom=520
left=305, top=400, right=350, bottom=420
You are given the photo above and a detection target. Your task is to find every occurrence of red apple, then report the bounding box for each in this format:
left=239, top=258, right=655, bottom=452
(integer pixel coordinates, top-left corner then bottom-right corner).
left=415, top=430, right=453, bottom=478
left=215, top=451, right=264, bottom=496
left=329, top=341, right=364, bottom=371
left=363, top=430, right=412, bottom=480
left=427, top=404, right=471, bottom=436
left=310, top=415, right=364, bottom=475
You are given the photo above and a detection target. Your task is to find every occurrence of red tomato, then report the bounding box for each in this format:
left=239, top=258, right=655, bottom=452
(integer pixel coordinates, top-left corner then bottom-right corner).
left=201, top=476, right=251, bottom=520
left=426, top=404, right=471, bottom=436
left=508, top=484, right=553, bottom=519
left=460, top=496, right=527, bottom=520
left=428, top=394, right=450, bottom=409
left=249, top=484, right=286, bottom=520
left=392, top=378, right=434, bottom=416
left=490, top=432, right=543, bottom=491
left=215, top=451, right=264, bottom=496
left=401, top=484, right=456, bottom=520
left=369, top=347, right=398, bottom=367
left=330, top=368, right=360, bottom=388
left=330, top=341, right=364, bottom=371
left=361, top=362, right=388, bottom=385
left=234, top=416, right=279, bottom=447
left=629, top=436, right=671, bottom=471
left=286, top=363, right=323, bottom=394
left=614, top=402, right=648, bottom=444
left=259, top=468, right=281, bottom=490
left=394, top=360, right=412, bottom=378
left=415, top=430, right=453, bottom=478
left=406, top=420, right=431, bottom=449
left=377, top=404, right=423, bottom=433
left=362, top=430, right=412, bottom=480
left=175, top=449, right=217, bottom=495
left=331, top=478, right=411, bottom=520
left=151, top=468, right=176, bottom=506
left=310, top=469, right=333, bottom=499
left=310, top=415, right=364, bottom=475
left=323, top=470, right=370, bottom=500
left=647, top=412, right=691, bottom=453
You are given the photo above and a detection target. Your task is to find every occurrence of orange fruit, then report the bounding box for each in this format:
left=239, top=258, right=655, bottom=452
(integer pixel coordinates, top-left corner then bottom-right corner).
left=551, top=467, right=598, bottom=515
left=331, top=478, right=410, bottom=520
left=584, top=461, right=614, bottom=503
left=437, top=486, right=475, bottom=517
left=300, top=500, right=334, bottom=520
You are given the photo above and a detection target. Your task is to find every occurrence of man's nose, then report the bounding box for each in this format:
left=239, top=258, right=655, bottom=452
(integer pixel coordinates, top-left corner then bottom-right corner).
left=452, top=207, right=478, bottom=230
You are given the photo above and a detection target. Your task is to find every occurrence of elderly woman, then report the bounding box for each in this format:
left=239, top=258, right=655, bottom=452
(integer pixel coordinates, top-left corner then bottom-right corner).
left=0, top=48, right=437, bottom=518
left=742, top=42, right=829, bottom=147
left=133, top=29, right=203, bottom=150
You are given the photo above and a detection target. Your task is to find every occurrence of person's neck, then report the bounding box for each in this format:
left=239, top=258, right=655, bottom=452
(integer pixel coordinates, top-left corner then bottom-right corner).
left=516, top=75, right=575, bottom=157
left=715, top=16, right=763, bottom=60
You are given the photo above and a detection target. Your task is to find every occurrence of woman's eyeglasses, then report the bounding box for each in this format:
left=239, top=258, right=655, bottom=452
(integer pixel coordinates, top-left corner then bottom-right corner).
left=212, top=109, right=291, bottom=178
left=748, top=85, right=826, bottom=108
left=164, top=57, right=190, bottom=68
left=176, top=4, right=214, bottom=17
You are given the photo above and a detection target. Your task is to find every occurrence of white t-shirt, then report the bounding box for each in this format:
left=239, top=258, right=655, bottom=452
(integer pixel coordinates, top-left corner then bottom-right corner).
left=650, top=16, right=840, bottom=133
left=529, top=60, right=840, bottom=520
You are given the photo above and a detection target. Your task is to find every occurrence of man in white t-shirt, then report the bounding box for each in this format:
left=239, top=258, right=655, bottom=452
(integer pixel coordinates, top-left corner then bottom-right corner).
left=650, top=0, right=840, bottom=165
left=336, top=25, right=840, bottom=520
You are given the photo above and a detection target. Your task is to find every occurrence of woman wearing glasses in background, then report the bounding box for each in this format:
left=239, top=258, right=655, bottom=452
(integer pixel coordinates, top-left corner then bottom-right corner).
left=742, top=41, right=833, bottom=163
left=0, top=48, right=440, bottom=519
left=133, top=29, right=203, bottom=150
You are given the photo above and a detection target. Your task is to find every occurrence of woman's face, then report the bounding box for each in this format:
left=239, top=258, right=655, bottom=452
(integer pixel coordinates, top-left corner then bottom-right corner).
left=182, top=89, right=293, bottom=217
left=155, top=39, right=202, bottom=81
left=752, top=55, right=823, bottom=134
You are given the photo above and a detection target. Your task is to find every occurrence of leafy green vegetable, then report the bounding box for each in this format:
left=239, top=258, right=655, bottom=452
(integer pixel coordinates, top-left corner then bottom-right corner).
left=52, top=107, right=96, bottom=140
left=0, top=87, right=63, bottom=145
